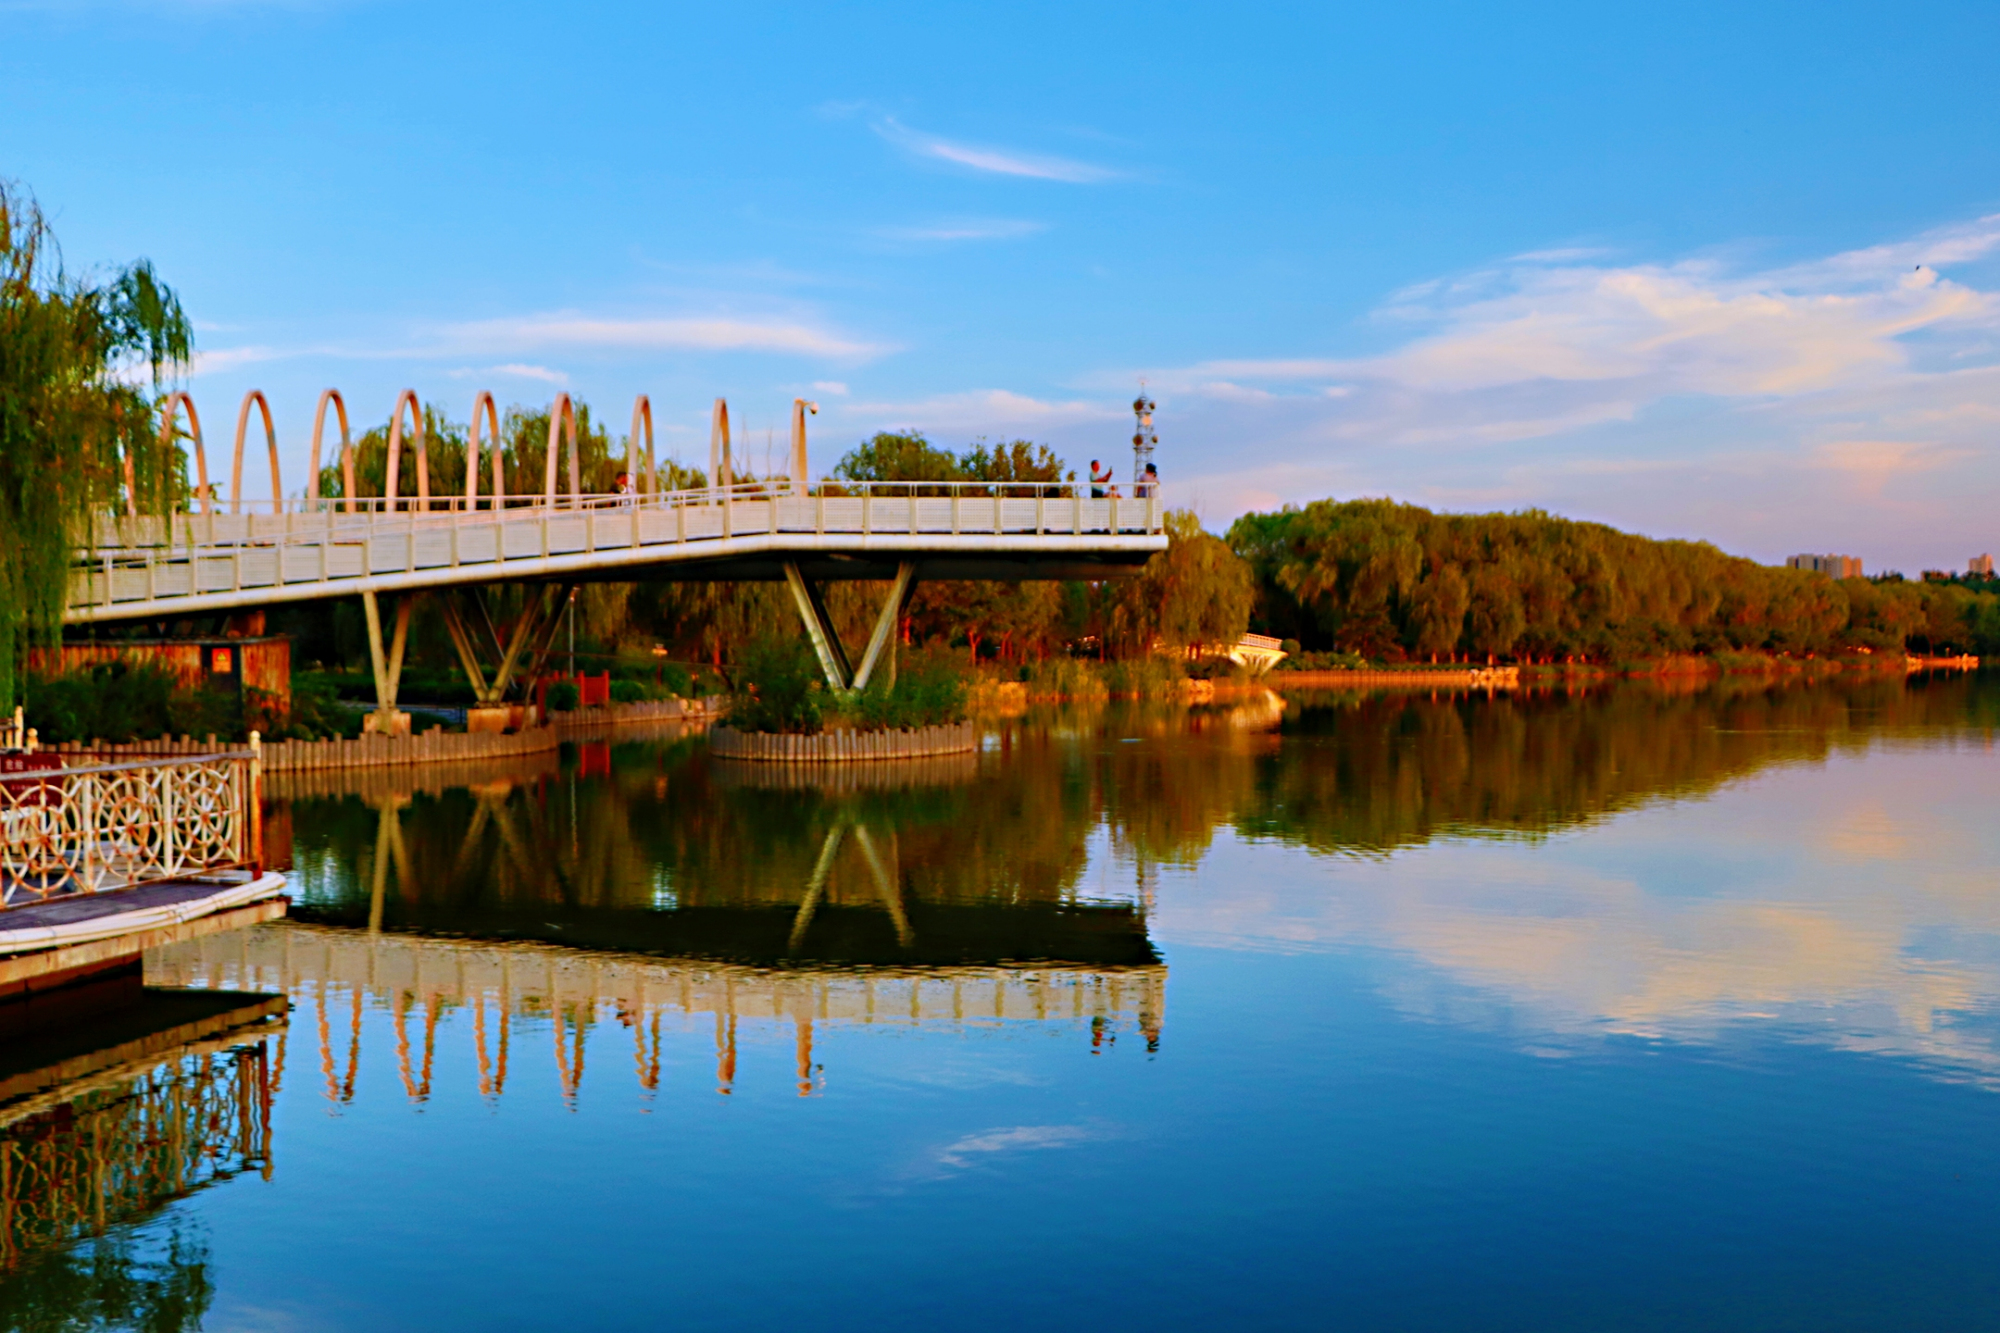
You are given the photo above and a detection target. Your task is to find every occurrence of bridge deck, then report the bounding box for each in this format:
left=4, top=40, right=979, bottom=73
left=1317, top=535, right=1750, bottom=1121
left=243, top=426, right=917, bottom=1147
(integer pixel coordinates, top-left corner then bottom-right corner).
left=69, top=485, right=1166, bottom=624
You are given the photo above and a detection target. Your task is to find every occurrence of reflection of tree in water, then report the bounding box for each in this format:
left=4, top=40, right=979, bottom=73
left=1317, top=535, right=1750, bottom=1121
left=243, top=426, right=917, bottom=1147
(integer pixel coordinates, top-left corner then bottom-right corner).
left=0, top=1225, right=212, bottom=1333
left=281, top=676, right=1999, bottom=949
left=293, top=741, right=1101, bottom=917
left=285, top=732, right=1159, bottom=966
left=1241, top=676, right=1999, bottom=855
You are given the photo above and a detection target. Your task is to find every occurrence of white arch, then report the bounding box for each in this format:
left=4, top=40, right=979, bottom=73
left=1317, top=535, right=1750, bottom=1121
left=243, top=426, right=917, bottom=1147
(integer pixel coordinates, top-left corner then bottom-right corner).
left=790, top=398, right=817, bottom=499
left=629, top=395, right=656, bottom=497
left=709, top=397, right=732, bottom=495
left=308, top=389, right=353, bottom=513
left=468, top=392, right=503, bottom=511
left=159, top=392, right=209, bottom=515
left=383, top=390, right=427, bottom=513
left=230, top=390, right=282, bottom=516
left=542, top=393, right=580, bottom=508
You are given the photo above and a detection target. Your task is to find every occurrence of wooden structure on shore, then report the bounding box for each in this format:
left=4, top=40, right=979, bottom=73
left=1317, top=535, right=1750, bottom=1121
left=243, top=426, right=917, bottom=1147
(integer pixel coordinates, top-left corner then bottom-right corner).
left=0, top=981, right=282, bottom=1274
left=1, top=732, right=287, bottom=985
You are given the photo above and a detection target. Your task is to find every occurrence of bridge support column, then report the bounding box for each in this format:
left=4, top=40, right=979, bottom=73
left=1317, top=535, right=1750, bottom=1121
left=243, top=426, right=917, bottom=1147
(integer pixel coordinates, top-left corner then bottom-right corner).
left=783, top=562, right=852, bottom=691
left=361, top=591, right=413, bottom=736
left=437, top=585, right=571, bottom=716
left=852, top=562, right=917, bottom=692
left=782, top=561, right=918, bottom=694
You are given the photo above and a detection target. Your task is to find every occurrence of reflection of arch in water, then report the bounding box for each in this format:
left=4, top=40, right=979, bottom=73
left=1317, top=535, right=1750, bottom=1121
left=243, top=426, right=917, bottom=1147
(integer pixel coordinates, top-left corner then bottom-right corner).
left=0, top=987, right=282, bottom=1273
left=150, top=922, right=1166, bottom=1106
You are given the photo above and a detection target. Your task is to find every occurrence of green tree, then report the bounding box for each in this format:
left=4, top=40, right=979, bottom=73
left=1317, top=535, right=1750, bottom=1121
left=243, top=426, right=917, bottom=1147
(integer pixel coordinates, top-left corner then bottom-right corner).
left=0, top=182, right=191, bottom=708
left=1109, top=510, right=1254, bottom=655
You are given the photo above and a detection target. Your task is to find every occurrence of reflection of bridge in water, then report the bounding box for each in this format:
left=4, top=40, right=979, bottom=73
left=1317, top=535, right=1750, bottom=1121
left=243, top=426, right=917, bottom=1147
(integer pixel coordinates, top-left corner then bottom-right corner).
left=151, top=923, right=1165, bottom=1102
left=0, top=974, right=282, bottom=1275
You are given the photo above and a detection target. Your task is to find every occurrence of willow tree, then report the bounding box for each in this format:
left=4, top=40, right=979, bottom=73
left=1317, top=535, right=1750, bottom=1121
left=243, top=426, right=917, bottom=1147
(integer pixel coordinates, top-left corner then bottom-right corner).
left=0, top=182, right=191, bottom=707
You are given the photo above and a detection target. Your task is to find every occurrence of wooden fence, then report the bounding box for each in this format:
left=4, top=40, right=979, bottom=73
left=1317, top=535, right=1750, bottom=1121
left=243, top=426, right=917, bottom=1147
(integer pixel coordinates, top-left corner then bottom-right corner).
left=256, top=726, right=560, bottom=774
left=33, top=698, right=717, bottom=776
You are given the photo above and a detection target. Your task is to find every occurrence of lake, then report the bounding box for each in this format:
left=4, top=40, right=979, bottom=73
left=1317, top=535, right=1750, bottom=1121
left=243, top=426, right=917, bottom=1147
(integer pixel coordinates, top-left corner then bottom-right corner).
left=5, top=674, right=1999, bottom=1330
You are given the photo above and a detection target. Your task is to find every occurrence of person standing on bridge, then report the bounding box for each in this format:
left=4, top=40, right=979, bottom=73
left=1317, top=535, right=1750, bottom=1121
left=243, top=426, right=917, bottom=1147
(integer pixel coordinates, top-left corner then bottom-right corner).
left=1137, top=463, right=1159, bottom=498
left=616, top=472, right=636, bottom=508
left=1089, top=459, right=1113, bottom=499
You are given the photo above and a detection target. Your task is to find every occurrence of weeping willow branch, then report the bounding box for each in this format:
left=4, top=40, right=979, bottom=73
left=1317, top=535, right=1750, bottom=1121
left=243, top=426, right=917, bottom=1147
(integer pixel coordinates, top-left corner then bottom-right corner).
left=0, top=180, right=193, bottom=709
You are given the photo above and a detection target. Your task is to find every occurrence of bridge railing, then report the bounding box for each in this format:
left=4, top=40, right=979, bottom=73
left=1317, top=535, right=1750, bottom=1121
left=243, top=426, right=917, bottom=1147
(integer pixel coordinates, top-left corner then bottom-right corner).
left=88, top=479, right=1162, bottom=548
left=69, top=482, right=1163, bottom=616
left=1, top=751, right=260, bottom=910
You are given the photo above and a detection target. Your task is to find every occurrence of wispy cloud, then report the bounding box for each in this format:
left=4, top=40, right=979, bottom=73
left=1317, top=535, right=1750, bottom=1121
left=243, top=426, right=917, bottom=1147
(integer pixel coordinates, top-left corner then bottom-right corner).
left=446, top=363, right=569, bottom=385
left=842, top=388, right=1122, bottom=433
left=1071, top=213, right=2000, bottom=564
left=437, top=312, right=889, bottom=359
left=871, top=117, right=1116, bottom=183
left=180, top=345, right=289, bottom=378
left=933, top=1124, right=1096, bottom=1171
left=873, top=218, right=1048, bottom=242
left=812, top=380, right=850, bottom=396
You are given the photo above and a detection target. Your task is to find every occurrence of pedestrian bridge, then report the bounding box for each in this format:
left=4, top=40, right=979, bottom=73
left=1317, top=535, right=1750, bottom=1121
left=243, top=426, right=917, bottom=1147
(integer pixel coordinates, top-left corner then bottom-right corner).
left=65, top=387, right=1168, bottom=700
left=69, top=481, right=1166, bottom=625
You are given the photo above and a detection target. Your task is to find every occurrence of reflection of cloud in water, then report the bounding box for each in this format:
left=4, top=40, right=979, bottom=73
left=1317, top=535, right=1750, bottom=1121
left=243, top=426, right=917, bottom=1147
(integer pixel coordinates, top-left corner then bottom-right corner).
left=933, top=1123, right=1097, bottom=1171
left=1159, top=746, right=2000, bottom=1085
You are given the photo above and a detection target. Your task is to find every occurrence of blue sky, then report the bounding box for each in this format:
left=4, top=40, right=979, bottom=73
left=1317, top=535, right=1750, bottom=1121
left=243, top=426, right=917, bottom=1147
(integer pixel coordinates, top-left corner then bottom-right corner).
left=7, top=0, right=1999, bottom=571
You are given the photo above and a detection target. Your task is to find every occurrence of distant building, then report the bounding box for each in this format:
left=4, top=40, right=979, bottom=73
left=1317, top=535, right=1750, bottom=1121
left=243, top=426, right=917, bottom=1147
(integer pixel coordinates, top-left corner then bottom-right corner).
left=1971, top=554, right=1994, bottom=578
left=1787, top=553, right=1863, bottom=579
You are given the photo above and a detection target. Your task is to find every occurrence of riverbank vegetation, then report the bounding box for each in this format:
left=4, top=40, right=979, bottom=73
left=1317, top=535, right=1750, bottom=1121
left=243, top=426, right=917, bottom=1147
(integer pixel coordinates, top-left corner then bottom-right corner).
left=729, top=636, right=967, bottom=735
left=1228, top=498, right=2000, bottom=664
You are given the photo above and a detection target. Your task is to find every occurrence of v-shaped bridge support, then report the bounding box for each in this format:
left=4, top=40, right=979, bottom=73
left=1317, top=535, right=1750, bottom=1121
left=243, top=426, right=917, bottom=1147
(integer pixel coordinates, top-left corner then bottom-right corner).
left=782, top=561, right=917, bottom=693
left=436, top=584, right=574, bottom=705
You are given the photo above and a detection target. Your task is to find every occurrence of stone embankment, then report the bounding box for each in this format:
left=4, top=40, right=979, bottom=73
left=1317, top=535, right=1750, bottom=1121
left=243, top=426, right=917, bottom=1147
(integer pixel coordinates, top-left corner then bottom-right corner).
left=709, top=722, right=977, bottom=763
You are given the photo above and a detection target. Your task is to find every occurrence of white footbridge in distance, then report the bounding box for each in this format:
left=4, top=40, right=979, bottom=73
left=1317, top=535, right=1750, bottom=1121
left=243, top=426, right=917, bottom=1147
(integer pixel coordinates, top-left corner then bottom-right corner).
left=69, top=482, right=1166, bottom=626
left=65, top=387, right=1167, bottom=698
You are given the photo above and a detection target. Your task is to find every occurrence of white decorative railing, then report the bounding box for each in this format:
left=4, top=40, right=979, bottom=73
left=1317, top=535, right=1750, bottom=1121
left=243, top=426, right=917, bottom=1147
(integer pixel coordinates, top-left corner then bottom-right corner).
left=70, top=480, right=1163, bottom=619
left=0, top=752, right=260, bottom=910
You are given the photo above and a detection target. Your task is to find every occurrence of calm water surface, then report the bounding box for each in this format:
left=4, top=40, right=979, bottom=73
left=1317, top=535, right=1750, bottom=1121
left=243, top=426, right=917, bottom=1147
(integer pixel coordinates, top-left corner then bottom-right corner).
left=6, top=676, right=2000, bottom=1330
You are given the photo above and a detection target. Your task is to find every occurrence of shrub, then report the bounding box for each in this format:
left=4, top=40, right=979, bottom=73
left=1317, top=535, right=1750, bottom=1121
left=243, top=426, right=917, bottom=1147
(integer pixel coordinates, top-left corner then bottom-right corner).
left=659, top=662, right=693, bottom=697
left=729, top=635, right=825, bottom=734
left=841, top=648, right=969, bottom=731
left=1103, top=656, right=1184, bottom=696
left=609, top=679, right=645, bottom=704
left=545, top=680, right=581, bottom=712
left=22, top=662, right=240, bottom=744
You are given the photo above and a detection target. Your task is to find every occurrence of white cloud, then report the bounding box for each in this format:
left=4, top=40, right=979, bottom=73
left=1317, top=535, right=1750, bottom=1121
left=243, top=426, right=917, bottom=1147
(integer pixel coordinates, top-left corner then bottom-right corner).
left=812, top=380, right=850, bottom=396
left=438, top=312, right=888, bottom=360
left=181, top=345, right=288, bottom=378
left=933, top=1124, right=1094, bottom=1170
left=842, top=388, right=1122, bottom=433
left=1083, top=213, right=2000, bottom=567
left=445, top=363, right=569, bottom=385
left=871, top=117, right=1116, bottom=183
left=874, top=218, right=1048, bottom=242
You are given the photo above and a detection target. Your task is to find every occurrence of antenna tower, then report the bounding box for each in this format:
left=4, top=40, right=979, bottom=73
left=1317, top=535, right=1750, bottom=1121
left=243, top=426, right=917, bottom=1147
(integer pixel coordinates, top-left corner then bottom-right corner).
left=1131, top=383, right=1156, bottom=483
